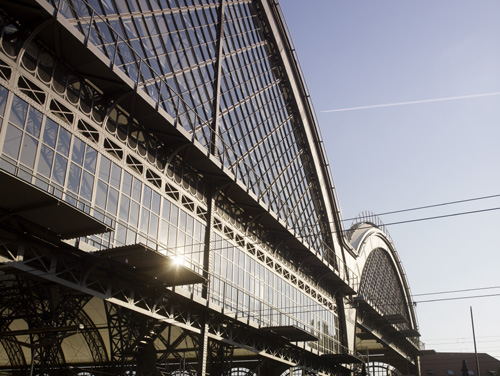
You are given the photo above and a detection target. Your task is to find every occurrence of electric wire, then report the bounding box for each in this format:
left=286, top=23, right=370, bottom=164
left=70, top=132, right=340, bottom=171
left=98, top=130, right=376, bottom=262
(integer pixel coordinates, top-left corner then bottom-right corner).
left=370, top=206, right=500, bottom=227
left=414, top=293, right=500, bottom=304
left=290, top=201, right=500, bottom=234
left=412, top=285, right=500, bottom=297
left=341, top=193, right=500, bottom=222
left=293, top=205, right=500, bottom=239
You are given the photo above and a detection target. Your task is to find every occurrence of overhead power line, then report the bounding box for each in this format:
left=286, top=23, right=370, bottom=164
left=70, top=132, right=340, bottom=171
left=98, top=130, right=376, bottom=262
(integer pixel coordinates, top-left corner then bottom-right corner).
left=292, top=205, right=500, bottom=237
left=290, top=193, right=500, bottom=233
left=413, top=293, right=500, bottom=304
left=342, top=193, right=500, bottom=222
left=378, top=206, right=500, bottom=227
left=412, top=285, right=500, bottom=297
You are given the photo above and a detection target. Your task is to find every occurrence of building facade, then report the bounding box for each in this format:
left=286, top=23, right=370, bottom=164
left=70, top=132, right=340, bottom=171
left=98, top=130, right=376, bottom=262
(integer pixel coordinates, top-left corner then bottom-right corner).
left=0, top=1, right=420, bottom=375
left=420, top=352, right=500, bottom=376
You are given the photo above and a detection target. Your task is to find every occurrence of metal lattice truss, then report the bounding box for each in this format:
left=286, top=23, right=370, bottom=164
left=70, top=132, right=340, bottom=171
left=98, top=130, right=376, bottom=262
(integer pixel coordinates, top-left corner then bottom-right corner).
left=348, top=222, right=420, bottom=375
left=0, top=227, right=345, bottom=374
left=0, top=0, right=421, bottom=374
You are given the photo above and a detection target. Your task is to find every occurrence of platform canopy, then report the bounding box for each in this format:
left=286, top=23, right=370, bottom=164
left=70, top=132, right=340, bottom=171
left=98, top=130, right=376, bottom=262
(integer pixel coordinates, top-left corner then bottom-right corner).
left=260, top=325, right=318, bottom=342
left=96, top=244, right=206, bottom=287
left=0, top=170, right=110, bottom=238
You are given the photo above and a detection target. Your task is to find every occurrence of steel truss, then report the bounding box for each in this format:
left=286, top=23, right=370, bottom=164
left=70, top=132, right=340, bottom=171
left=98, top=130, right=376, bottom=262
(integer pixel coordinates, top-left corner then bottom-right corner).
left=0, top=273, right=107, bottom=374
left=0, top=0, right=418, bottom=375
left=0, top=219, right=347, bottom=375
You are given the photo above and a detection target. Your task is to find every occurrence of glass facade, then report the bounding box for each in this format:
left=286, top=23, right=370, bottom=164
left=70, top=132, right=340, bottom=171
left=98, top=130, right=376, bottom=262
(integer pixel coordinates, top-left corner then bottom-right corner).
left=0, top=83, right=341, bottom=353
left=359, top=248, right=415, bottom=339
left=50, top=0, right=335, bottom=257
left=0, top=1, right=423, bottom=373
left=0, top=0, right=345, bottom=355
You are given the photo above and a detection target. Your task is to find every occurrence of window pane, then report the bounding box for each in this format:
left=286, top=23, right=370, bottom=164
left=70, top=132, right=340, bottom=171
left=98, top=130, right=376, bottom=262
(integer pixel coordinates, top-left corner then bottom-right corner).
left=132, top=177, right=141, bottom=201
left=0, top=85, right=8, bottom=117
left=142, top=185, right=151, bottom=208
left=72, top=137, right=85, bottom=165
left=150, top=214, right=158, bottom=239
left=107, top=187, right=119, bottom=215
left=140, top=208, right=149, bottom=233
left=167, top=223, right=177, bottom=248
left=122, top=171, right=132, bottom=196
left=152, top=191, right=160, bottom=215
left=159, top=220, right=168, bottom=245
left=179, top=210, right=186, bottom=232
left=119, top=195, right=130, bottom=221
left=84, top=145, right=97, bottom=173
left=110, top=163, right=121, bottom=189
left=129, top=200, right=140, bottom=227
left=116, top=223, right=127, bottom=245
left=81, top=170, right=94, bottom=201
left=56, top=127, right=71, bottom=156
left=67, top=163, right=82, bottom=194
left=20, top=135, right=38, bottom=168
left=186, top=214, right=193, bottom=237
left=26, top=107, right=42, bottom=138
left=95, top=180, right=108, bottom=209
left=43, top=119, right=58, bottom=148
left=52, top=153, right=68, bottom=185
left=3, top=124, right=23, bottom=159
left=170, top=204, right=179, bottom=225
left=37, top=145, right=54, bottom=178
left=162, top=199, right=171, bottom=220
left=9, top=96, right=28, bottom=128
left=99, top=156, right=111, bottom=182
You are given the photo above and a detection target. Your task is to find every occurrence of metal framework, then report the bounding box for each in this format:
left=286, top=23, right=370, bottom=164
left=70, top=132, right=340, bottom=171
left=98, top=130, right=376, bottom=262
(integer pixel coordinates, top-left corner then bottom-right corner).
left=0, top=1, right=420, bottom=375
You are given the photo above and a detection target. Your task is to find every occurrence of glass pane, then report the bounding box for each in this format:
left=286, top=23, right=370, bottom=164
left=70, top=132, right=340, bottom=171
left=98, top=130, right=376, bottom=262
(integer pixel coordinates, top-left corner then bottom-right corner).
left=119, top=195, right=130, bottom=221
left=129, top=200, right=140, bottom=227
left=37, top=145, right=54, bottom=178
left=3, top=123, right=23, bottom=159
left=81, top=170, right=94, bottom=201
left=0, top=85, right=8, bottom=117
left=25, top=107, right=42, bottom=138
left=142, top=185, right=152, bottom=208
left=67, top=163, right=82, bottom=194
left=84, top=145, right=97, bottom=173
left=72, top=137, right=85, bottom=165
left=151, top=191, right=160, bottom=215
left=167, top=223, right=177, bottom=248
left=159, top=220, right=168, bottom=245
left=162, top=198, right=171, bottom=220
left=20, top=135, right=38, bottom=168
left=122, top=171, right=132, bottom=196
left=43, top=119, right=58, bottom=148
left=110, top=162, right=121, bottom=189
left=99, top=155, right=111, bottom=182
left=56, top=127, right=71, bottom=156
left=150, top=214, right=158, bottom=239
left=116, top=222, right=127, bottom=245
left=107, top=187, right=119, bottom=215
left=95, top=180, right=108, bottom=209
left=9, top=96, right=28, bottom=128
left=170, top=204, right=178, bottom=225
left=52, top=153, right=68, bottom=185
left=140, top=208, right=149, bottom=233
left=132, top=177, right=141, bottom=202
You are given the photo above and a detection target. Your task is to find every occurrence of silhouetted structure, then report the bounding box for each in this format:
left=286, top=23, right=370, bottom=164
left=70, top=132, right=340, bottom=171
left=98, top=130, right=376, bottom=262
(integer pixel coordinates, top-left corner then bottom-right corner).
left=421, top=353, right=500, bottom=376
left=0, top=1, right=420, bottom=374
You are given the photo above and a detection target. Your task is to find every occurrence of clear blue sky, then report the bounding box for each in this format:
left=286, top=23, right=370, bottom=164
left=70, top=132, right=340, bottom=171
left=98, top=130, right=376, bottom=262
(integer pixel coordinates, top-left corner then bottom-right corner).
left=281, top=1, right=500, bottom=359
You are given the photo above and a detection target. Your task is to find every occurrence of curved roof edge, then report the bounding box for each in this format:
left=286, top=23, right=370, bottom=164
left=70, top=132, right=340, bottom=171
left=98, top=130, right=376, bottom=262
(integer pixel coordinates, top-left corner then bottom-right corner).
left=348, top=216, right=419, bottom=332
left=259, top=0, right=351, bottom=255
